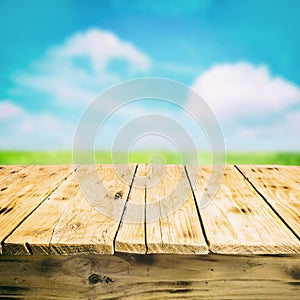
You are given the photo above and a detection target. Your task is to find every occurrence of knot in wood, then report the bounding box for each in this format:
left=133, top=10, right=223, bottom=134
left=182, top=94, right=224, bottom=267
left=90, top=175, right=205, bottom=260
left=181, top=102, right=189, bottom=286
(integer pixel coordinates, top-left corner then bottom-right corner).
left=88, top=273, right=101, bottom=284
left=114, top=192, right=122, bottom=200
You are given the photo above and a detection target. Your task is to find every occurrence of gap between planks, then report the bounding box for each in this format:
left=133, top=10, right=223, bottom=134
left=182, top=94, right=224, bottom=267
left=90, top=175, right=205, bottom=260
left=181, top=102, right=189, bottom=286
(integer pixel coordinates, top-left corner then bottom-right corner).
left=185, top=165, right=300, bottom=254
left=112, top=164, right=139, bottom=252
left=114, top=164, right=209, bottom=254
left=3, top=164, right=138, bottom=255
left=234, top=165, right=300, bottom=241
left=184, top=165, right=210, bottom=249
left=0, top=165, right=75, bottom=254
left=1, top=167, right=76, bottom=254
left=1, top=164, right=300, bottom=255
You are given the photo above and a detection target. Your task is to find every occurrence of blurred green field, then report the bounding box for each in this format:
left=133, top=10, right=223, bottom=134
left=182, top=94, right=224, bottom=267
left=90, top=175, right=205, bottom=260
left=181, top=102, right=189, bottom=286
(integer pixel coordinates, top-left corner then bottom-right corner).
left=0, top=151, right=299, bottom=165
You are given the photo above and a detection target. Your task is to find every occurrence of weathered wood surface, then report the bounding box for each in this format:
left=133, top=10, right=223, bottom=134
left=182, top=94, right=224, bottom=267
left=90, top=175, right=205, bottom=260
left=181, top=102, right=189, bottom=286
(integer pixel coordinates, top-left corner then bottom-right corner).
left=144, top=164, right=207, bottom=254
left=0, top=164, right=300, bottom=255
left=0, top=254, right=299, bottom=299
left=187, top=165, right=300, bottom=254
left=3, top=172, right=80, bottom=255
left=0, top=165, right=30, bottom=183
left=4, top=165, right=136, bottom=255
left=116, top=164, right=208, bottom=254
left=0, top=165, right=73, bottom=254
left=237, top=165, right=300, bottom=239
left=114, top=164, right=146, bottom=253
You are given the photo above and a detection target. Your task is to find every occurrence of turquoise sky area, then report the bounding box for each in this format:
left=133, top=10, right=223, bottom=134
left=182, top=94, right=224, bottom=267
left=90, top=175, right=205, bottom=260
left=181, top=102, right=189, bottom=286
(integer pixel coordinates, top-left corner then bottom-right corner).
left=0, top=0, right=300, bottom=152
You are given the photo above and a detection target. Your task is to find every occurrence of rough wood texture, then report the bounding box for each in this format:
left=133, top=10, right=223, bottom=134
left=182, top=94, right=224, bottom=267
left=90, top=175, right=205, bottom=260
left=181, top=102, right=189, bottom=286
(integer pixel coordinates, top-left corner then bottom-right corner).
left=0, top=165, right=72, bottom=254
left=237, top=165, right=300, bottom=238
left=4, top=165, right=136, bottom=255
left=186, top=165, right=300, bottom=254
left=0, top=254, right=299, bottom=299
left=145, top=164, right=208, bottom=254
left=4, top=172, right=79, bottom=255
left=115, top=164, right=208, bottom=254
left=0, top=165, right=29, bottom=183
left=114, top=164, right=146, bottom=253
left=1, top=164, right=300, bottom=255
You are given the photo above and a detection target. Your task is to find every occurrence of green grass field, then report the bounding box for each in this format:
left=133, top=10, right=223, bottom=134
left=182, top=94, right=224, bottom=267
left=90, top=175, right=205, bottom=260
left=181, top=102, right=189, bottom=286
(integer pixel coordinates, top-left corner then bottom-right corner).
left=0, top=151, right=299, bottom=165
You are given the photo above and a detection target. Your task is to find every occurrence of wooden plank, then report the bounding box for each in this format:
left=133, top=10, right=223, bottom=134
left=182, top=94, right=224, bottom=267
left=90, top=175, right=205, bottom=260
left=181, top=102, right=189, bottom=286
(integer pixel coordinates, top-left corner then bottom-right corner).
left=4, top=164, right=136, bottom=255
left=237, top=165, right=300, bottom=238
left=0, top=254, right=299, bottom=299
left=114, top=164, right=146, bottom=254
left=145, top=164, right=208, bottom=254
left=186, top=165, right=300, bottom=254
left=0, top=165, right=31, bottom=199
left=3, top=172, right=79, bottom=255
left=49, top=164, right=136, bottom=255
left=2, top=164, right=300, bottom=256
left=0, top=165, right=70, bottom=208
left=0, top=165, right=27, bottom=178
left=0, top=165, right=72, bottom=254
left=146, top=165, right=208, bottom=254
left=115, top=164, right=208, bottom=254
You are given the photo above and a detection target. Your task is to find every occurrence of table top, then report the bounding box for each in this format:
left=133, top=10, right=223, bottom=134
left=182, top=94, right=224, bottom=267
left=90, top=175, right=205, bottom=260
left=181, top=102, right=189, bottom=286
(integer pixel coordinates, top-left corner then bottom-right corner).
left=0, top=164, right=299, bottom=255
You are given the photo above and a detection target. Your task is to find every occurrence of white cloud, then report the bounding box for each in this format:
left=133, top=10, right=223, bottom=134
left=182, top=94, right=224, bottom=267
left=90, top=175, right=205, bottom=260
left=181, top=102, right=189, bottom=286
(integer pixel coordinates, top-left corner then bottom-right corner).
left=55, top=29, right=150, bottom=72
left=188, top=62, right=300, bottom=120
left=14, top=28, right=151, bottom=106
left=0, top=100, right=24, bottom=119
left=186, top=62, right=300, bottom=150
left=0, top=100, right=73, bottom=149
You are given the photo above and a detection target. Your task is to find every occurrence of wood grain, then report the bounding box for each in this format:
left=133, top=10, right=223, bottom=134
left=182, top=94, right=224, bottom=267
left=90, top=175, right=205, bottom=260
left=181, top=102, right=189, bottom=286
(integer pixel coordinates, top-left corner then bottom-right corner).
left=237, top=165, right=300, bottom=238
left=114, top=164, right=146, bottom=254
left=186, top=165, right=300, bottom=254
left=0, top=165, right=72, bottom=254
left=0, top=166, right=33, bottom=206
left=5, top=164, right=136, bottom=255
left=0, top=165, right=28, bottom=182
left=4, top=172, right=78, bottom=255
left=145, top=164, right=208, bottom=254
left=0, top=254, right=299, bottom=299
left=1, top=164, right=300, bottom=256
left=115, top=164, right=208, bottom=254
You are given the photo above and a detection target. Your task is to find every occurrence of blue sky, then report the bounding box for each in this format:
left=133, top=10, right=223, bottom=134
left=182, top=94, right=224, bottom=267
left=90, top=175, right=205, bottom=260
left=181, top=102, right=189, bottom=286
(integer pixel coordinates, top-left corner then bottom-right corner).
left=0, top=0, right=300, bottom=151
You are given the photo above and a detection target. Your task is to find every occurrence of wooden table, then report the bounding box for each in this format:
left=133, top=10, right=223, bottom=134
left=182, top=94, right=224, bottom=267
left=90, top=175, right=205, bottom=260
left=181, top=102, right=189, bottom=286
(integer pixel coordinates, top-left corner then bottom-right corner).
left=0, top=164, right=299, bottom=299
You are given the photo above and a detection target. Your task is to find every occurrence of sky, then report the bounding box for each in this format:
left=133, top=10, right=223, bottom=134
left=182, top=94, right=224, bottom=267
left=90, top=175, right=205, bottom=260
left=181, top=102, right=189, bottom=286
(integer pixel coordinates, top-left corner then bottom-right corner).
left=0, top=0, right=300, bottom=152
